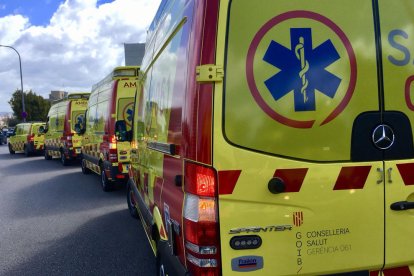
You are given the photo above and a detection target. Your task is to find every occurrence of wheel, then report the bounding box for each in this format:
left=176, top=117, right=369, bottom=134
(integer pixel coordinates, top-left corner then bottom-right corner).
left=81, top=159, right=91, bottom=174
left=8, top=144, right=15, bottom=154
left=44, top=148, right=52, bottom=160
left=24, top=145, right=31, bottom=157
left=127, top=180, right=139, bottom=219
left=100, top=165, right=112, bottom=192
left=60, top=150, right=70, bottom=166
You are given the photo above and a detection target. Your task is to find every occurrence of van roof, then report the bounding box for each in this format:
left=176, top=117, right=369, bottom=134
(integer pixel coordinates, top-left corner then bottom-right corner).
left=50, top=92, right=90, bottom=105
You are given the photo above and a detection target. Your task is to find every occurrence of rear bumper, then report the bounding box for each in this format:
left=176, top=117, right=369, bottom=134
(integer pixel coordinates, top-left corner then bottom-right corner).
left=103, top=160, right=129, bottom=182
left=64, top=147, right=82, bottom=159
left=27, top=142, right=44, bottom=153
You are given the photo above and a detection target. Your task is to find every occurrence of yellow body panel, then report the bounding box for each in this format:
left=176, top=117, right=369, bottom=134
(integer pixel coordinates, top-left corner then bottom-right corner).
left=215, top=0, right=414, bottom=274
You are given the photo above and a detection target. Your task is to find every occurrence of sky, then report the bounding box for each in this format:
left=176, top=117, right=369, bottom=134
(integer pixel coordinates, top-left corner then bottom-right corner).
left=0, top=0, right=161, bottom=113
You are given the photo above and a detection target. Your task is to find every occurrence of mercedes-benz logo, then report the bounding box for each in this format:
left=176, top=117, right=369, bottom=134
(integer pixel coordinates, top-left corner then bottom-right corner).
left=372, top=124, right=395, bottom=150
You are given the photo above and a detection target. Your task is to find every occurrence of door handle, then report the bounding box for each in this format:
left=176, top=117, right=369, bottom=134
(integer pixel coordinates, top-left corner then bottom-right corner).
left=390, top=201, right=414, bottom=211
left=377, top=167, right=384, bottom=184
left=387, top=167, right=393, bottom=183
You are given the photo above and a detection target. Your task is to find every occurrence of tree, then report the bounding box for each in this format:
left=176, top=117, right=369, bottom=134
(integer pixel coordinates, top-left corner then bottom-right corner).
left=5, top=116, right=20, bottom=127
left=8, top=90, right=51, bottom=122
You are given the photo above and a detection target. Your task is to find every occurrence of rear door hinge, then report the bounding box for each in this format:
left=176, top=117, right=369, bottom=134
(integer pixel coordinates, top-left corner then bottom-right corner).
left=196, top=64, right=224, bottom=83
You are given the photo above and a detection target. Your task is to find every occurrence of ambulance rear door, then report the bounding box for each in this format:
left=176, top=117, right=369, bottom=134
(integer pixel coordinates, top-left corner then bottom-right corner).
left=219, top=0, right=386, bottom=275
left=378, top=0, right=414, bottom=271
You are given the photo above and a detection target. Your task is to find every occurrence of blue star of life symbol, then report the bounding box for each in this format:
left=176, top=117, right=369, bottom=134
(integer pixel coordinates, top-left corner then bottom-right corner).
left=263, top=28, right=341, bottom=111
left=126, top=108, right=133, bottom=122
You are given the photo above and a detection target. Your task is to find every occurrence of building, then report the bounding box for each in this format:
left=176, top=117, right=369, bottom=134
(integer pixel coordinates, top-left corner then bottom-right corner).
left=124, top=43, right=145, bottom=66
left=49, top=91, right=68, bottom=101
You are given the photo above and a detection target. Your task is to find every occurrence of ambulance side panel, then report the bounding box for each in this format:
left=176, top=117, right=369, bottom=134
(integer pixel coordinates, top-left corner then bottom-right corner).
left=131, top=0, right=209, bottom=273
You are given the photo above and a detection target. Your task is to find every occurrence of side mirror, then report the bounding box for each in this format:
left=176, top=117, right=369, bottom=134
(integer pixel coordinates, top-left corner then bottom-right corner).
left=115, top=120, right=130, bottom=142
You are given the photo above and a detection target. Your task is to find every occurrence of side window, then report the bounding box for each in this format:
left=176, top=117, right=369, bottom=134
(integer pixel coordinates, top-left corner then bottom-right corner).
left=143, top=23, right=187, bottom=143
left=24, top=124, right=30, bottom=135
left=96, top=99, right=108, bottom=133
left=87, top=104, right=97, bottom=133
left=16, top=126, right=23, bottom=135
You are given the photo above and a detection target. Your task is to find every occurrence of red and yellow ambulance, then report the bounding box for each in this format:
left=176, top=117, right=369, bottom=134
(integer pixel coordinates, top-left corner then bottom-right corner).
left=43, top=93, right=89, bottom=165
left=78, top=66, right=138, bottom=191
left=127, top=0, right=414, bottom=275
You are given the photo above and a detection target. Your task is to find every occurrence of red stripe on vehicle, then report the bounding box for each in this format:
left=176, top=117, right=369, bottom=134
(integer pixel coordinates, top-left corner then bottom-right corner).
left=273, top=168, right=308, bottom=192
left=397, top=163, right=414, bottom=185
left=333, top=166, right=371, bottom=190
left=383, top=266, right=412, bottom=276
left=218, top=170, right=241, bottom=195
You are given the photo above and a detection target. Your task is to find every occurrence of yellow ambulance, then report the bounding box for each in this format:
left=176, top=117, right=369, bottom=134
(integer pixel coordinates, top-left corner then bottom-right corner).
left=43, top=93, right=89, bottom=165
left=77, top=66, right=138, bottom=191
left=126, top=0, right=414, bottom=275
left=8, top=122, right=46, bottom=156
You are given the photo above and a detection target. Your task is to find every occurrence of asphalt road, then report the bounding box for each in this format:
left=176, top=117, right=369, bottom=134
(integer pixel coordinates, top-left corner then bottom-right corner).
left=0, top=144, right=155, bottom=276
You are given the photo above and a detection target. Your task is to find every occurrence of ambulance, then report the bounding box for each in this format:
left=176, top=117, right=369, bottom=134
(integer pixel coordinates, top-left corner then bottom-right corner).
left=77, top=66, right=139, bottom=191
left=43, top=93, right=89, bottom=165
left=126, top=0, right=414, bottom=275
left=8, top=122, right=46, bottom=156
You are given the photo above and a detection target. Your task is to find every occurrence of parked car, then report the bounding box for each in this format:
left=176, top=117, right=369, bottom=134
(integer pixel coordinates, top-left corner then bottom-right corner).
left=6, top=128, right=14, bottom=137
left=0, top=131, right=6, bottom=145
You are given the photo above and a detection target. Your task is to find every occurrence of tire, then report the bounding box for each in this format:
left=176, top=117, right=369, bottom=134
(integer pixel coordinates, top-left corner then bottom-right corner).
left=81, top=159, right=91, bottom=174
left=127, top=180, right=139, bottom=219
left=60, top=150, right=70, bottom=166
left=44, top=148, right=52, bottom=160
left=100, top=165, right=112, bottom=192
left=24, top=145, right=31, bottom=157
left=8, top=144, right=15, bottom=154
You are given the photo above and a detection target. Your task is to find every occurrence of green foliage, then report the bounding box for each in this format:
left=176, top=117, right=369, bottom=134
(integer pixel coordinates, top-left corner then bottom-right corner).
left=8, top=90, right=50, bottom=122
left=5, top=116, right=20, bottom=127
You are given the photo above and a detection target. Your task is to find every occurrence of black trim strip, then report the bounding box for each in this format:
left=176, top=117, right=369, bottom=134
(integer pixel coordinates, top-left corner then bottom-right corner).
left=148, top=141, right=176, bottom=155
left=372, top=0, right=385, bottom=119
left=131, top=179, right=153, bottom=228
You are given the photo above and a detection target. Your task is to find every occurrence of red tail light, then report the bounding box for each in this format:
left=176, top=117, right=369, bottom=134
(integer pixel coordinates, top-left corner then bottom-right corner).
left=66, top=134, right=73, bottom=147
left=108, top=135, right=118, bottom=162
left=27, top=134, right=34, bottom=142
left=183, top=162, right=221, bottom=276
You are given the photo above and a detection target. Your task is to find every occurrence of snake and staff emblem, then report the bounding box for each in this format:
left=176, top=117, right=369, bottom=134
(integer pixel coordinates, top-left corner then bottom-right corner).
left=295, top=37, right=309, bottom=103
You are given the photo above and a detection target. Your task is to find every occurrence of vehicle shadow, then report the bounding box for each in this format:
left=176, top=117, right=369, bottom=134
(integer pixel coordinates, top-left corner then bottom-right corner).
left=3, top=210, right=156, bottom=276
left=9, top=171, right=127, bottom=219
left=0, top=151, right=81, bottom=175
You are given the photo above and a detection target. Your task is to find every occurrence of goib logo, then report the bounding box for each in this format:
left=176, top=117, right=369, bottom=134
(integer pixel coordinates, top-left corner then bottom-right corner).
left=246, top=11, right=357, bottom=128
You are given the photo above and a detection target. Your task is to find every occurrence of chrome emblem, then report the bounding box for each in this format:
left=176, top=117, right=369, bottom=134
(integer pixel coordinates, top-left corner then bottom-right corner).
left=372, top=124, right=395, bottom=150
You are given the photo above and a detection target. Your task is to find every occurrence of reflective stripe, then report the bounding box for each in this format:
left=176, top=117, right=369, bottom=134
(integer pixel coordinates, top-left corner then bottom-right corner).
left=333, top=166, right=372, bottom=190
left=396, top=163, right=414, bottom=185
left=273, top=168, right=308, bottom=192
